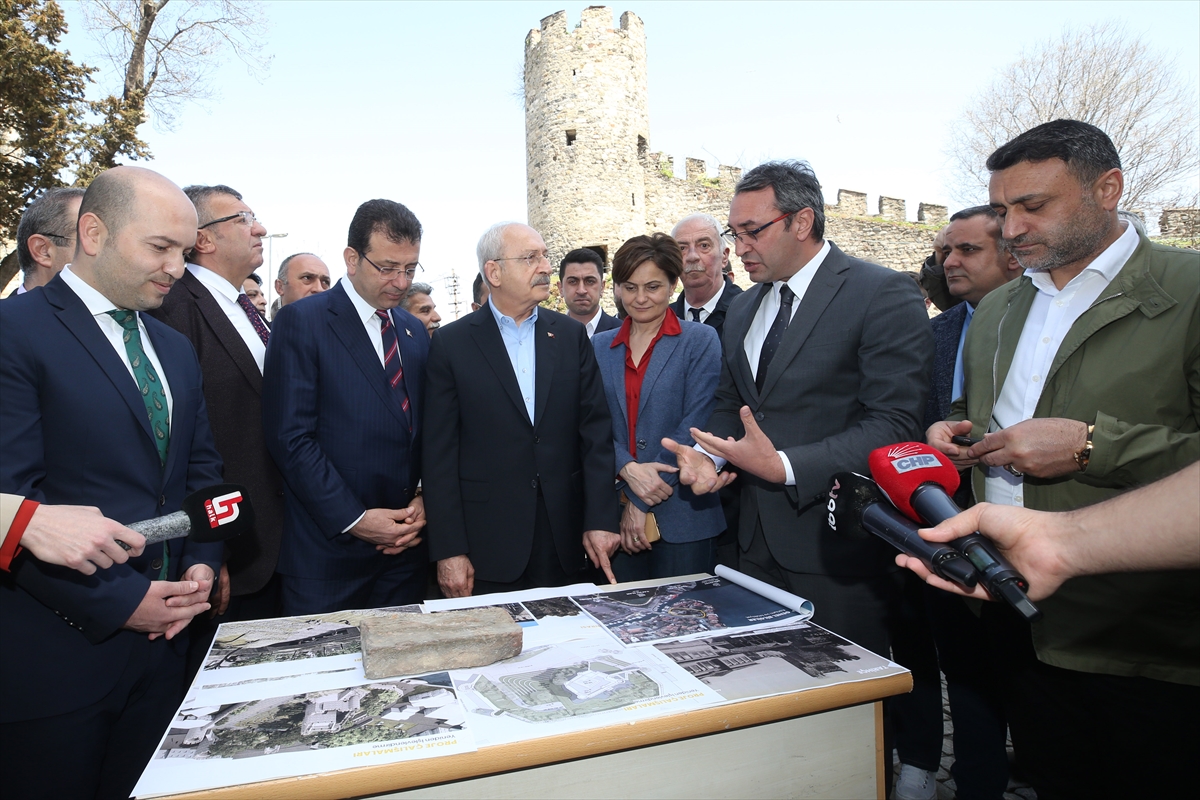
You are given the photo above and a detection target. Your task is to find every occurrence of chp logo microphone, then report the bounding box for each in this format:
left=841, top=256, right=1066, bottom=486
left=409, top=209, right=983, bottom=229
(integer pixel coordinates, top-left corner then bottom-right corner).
left=119, top=484, right=255, bottom=548
left=826, top=472, right=977, bottom=589
left=868, top=443, right=1042, bottom=621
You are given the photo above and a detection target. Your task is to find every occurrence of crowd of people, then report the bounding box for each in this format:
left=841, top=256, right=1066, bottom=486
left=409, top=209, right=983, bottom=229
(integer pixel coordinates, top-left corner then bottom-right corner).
left=0, top=118, right=1196, bottom=800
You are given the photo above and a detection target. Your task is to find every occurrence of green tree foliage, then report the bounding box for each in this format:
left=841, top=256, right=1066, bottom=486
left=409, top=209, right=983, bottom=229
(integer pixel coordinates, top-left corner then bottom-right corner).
left=0, top=0, right=92, bottom=243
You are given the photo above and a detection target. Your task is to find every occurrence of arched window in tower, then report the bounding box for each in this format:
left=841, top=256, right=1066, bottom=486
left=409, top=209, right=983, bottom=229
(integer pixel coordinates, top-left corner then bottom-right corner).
left=566, top=130, right=577, bottom=146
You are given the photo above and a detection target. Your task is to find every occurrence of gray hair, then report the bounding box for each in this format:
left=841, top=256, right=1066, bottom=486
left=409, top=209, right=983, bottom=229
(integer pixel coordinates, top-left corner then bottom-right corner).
left=182, top=184, right=243, bottom=226
left=401, top=282, right=435, bottom=310
left=476, top=222, right=523, bottom=277
left=277, top=252, right=316, bottom=284
left=16, top=187, right=85, bottom=275
left=672, top=213, right=727, bottom=247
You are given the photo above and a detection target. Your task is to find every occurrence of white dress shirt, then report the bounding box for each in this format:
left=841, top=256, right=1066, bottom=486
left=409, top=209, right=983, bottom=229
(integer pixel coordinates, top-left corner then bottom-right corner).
left=582, top=306, right=603, bottom=339
left=701, top=240, right=832, bottom=486
left=985, top=221, right=1138, bottom=507
left=341, top=276, right=405, bottom=368
left=60, top=265, right=173, bottom=427
left=187, top=264, right=266, bottom=373
left=682, top=279, right=728, bottom=323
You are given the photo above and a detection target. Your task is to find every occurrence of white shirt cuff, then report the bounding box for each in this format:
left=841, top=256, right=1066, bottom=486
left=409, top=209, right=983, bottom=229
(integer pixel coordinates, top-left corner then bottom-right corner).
left=692, top=443, right=726, bottom=471
left=342, top=511, right=366, bottom=534
left=778, top=451, right=795, bottom=486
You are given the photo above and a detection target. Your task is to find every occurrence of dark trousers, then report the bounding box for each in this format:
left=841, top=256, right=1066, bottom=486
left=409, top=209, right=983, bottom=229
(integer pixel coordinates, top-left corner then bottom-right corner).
left=1009, top=658, right=1200, bottom=800
left=473, top=492, right=585, bottom=594
left=611, top=536, right=716, bottom=582
left=280, top=542, right=429, bottom=616
left=739, top=519, right=899, bottom=656
left=926, top=587, right=1015, bottom=800
left=887, top=571, right=944, bottom=774
left=184, top=573, right=283, bottom=685
left=0, top=635, right=184, bottom=800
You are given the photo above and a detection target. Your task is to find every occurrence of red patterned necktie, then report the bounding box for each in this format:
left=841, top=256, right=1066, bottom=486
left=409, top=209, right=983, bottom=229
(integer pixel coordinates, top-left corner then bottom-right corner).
left=236, top=293, right=270, bottom=345
left=376, top=309, right=412, bottom=430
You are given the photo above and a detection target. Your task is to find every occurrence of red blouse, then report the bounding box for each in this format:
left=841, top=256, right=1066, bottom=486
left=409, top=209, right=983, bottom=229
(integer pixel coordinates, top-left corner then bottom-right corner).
left=610, top=312, right=682, bottom=458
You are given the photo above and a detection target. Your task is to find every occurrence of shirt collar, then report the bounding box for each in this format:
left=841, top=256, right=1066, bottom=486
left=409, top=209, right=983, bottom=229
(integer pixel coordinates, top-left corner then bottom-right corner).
left=685, top=279, right=726, bottom=315
left=777, top=239, right=831, bottom=296
left=187, top=263, right=242, bottom=304
left=487, top=298, right=539, bottom=329
left=59, top=265, right=121, bottom=315
left=611, top=309, right=681, bottom=348
left=340, top=276, right=385, bottom=325
left=1028, top=220, right=1138, bottom=296
left=583, top=306, right=603, bottom=332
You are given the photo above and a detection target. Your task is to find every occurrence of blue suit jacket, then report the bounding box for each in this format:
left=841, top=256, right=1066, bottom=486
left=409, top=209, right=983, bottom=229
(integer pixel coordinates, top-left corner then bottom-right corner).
left=924, top=301, right=969, bottom=430
left=593, top=320, right=725, bottom=543
left=262, top=282, right=429, bottom=583
left=0, top=274, right=224, bottom=723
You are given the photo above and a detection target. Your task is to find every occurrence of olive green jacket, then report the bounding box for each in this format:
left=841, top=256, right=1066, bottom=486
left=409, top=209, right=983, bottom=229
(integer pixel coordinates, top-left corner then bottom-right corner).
left=949, top=232, right=1199, bottom=686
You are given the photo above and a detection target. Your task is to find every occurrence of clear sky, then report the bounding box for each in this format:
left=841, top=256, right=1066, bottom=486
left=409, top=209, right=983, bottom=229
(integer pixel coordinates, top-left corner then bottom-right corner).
left=54, top=1, right=1200, bottom=318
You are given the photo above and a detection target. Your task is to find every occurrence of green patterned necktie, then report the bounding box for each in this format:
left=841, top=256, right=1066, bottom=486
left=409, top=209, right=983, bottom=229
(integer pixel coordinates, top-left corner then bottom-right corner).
left=108, top=310, right=170, bottom=466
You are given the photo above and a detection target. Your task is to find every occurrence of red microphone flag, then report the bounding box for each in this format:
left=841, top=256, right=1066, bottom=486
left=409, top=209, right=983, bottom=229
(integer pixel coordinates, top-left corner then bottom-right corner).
left=867, top=442, right=961, bottom=520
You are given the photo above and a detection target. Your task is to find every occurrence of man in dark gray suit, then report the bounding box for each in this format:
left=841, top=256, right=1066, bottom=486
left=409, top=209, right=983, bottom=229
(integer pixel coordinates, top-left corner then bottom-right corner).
left=668, top=160, right=933, bottom=655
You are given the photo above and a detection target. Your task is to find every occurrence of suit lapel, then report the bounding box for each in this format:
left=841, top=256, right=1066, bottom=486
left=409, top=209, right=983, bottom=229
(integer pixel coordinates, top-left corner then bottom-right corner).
left=470, top=307, right=530, bottom=425
left=533, top=313, right=558, bottom=429
left=638, top=331, right=678, bottom=417
left=46, top=279, right=157, bottom=449
left=601, top=338, right=628, bottom=422
left=728, top=283, right=770, bottom=402
left=758, top=253, right=847, bottom=399
left=182, top=271, right=262, bottom=395
left=326, top=284, right=409, bottom=429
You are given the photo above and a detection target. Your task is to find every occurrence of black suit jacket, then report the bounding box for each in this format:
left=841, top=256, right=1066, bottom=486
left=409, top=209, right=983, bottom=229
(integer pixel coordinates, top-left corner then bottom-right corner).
left=595, top=311, right=621, bottom=334
left=708, top=243, right=933, bottom=576
left=149, top=269, right=285, bottom=595
left=423, top=304, right=620, bottom=583
left=671, top=281, right=744, bottom=348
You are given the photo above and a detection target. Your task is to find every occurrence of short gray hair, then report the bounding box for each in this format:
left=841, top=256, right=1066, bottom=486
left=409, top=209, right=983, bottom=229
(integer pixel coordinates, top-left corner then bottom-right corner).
left=476, top=222, right=522, bottom=278
left=277, top=252, right=316, bottom=284
left=672, top=213, right=727, bottom=247
left=401, top=282, right=435, bottom=311
left=16, top=187, right=85, bottom=275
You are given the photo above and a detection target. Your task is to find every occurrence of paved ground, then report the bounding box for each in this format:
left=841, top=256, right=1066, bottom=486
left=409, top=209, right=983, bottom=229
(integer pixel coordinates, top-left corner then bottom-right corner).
left=892, top=679, right=1037, bottom=800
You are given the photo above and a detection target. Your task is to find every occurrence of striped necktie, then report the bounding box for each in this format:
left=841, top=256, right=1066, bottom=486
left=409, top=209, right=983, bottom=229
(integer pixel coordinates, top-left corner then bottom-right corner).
left=236, top=293, right=270, bottom=345
left=376, top=310, right=412, bottom=430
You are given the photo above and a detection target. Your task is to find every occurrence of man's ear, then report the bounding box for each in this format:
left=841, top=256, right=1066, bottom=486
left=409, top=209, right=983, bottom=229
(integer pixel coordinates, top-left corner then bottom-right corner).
left=191, top=227, right=218, bottom=256
left=344, top=246, right=359, bottom=276
left=484, top=260, right=502, bottom=289
left=25, top=234, right=55, bottom=268
left=1093, top=168, right=1124, bottom=212
left=77, top=212, right=106, bottom=257
left=791, top=207, right=816, bottom=242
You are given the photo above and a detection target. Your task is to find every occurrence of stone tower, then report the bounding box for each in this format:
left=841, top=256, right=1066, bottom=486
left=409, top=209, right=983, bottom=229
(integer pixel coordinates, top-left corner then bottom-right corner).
left=524, top=7, right=649, bottom=267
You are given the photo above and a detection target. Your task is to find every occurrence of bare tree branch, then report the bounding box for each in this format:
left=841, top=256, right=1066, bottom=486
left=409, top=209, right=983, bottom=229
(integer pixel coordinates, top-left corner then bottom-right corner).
left=948, top=21, right=1199, bottom=225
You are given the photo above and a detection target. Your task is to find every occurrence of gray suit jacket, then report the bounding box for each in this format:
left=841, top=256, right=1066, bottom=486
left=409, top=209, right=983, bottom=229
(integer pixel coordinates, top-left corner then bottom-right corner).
left=708, top=242, right=934, bottom=576
left=593, top=320, right=725, bottom=543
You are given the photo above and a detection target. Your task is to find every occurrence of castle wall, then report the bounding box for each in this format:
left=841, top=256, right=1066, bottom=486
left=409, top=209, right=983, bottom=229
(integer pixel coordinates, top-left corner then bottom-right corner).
left=524, top=9, right=649, bottom=267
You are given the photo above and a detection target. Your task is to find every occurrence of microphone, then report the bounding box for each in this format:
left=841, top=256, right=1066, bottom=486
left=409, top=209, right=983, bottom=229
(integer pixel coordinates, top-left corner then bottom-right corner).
left=826, top=472, right=977, bottom=589
left=121, top=484, right=254, bottom=547
left=869, top=443, right=1042, bottom=621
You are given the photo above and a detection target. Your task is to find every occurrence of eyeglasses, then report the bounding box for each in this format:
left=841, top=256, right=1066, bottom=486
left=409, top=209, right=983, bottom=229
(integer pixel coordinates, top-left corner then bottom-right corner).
left=493, top=251, right=551, bottom=268
left=199, top=211, right=259, bottom=229
left=35, top=231, right=74, bottom=244
left=722, top=211, right=794, bottom=244
left=361, top=252, right=422, bottom=280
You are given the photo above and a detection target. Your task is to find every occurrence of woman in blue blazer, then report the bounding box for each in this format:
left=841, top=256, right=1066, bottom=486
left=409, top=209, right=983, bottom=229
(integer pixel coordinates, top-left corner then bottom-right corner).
left=592, top=233, right=725, bottom=580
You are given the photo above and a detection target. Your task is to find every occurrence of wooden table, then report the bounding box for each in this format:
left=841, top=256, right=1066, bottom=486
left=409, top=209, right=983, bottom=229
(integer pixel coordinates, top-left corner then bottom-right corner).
left=157, top=577, right=911, bottom=800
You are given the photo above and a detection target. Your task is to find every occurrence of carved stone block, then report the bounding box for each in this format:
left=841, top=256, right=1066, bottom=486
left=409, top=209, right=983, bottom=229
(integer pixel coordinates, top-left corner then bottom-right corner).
left=359, top=606, right=523, bottom=679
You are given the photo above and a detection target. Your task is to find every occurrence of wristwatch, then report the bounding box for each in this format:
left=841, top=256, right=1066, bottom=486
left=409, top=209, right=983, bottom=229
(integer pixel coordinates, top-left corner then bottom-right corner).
left=1074, top=423, right=1095, bottom=471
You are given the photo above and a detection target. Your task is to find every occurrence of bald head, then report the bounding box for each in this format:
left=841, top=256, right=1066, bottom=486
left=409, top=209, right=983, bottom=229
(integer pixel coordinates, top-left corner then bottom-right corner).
left=72, top=167, right=197, bottom=311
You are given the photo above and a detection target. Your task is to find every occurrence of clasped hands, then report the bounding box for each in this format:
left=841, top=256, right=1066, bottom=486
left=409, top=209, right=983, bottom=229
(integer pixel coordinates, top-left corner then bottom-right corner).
left=927, top=418, right=1088, bottom=478
left=351, top=498, right=426, bottom=555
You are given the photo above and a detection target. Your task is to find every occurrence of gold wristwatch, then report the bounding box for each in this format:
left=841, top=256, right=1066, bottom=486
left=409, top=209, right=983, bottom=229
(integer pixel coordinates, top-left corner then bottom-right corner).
left=1074, top=424, right=1095, bottom=471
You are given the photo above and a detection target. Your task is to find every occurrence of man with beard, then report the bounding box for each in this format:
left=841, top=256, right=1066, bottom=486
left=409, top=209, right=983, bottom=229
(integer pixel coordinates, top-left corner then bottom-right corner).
left=928, top=119, right=1199, bottom=798
left=424, top=223, right=620, bottom=596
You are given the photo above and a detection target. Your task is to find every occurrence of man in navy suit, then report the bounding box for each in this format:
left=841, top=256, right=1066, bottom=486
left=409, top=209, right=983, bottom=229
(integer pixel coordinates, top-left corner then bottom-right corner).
left=559, top=248, right=621, bottom=338
left=263, top=200, right=430, bottom=616
left=425, top=223, right=621, bottom=597
left=0, top=166, right=224, bottom=798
